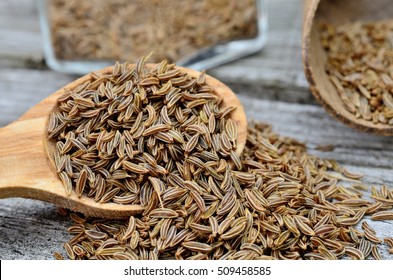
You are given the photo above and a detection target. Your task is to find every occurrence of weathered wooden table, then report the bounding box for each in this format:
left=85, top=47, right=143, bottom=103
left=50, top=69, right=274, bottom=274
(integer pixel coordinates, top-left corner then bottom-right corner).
left=1, top=0, right=392, bottom=259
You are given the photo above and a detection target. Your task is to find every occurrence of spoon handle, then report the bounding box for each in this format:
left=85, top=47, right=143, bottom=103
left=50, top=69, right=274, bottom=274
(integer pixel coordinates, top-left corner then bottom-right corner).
left=0, top=117, right=62, bottom=199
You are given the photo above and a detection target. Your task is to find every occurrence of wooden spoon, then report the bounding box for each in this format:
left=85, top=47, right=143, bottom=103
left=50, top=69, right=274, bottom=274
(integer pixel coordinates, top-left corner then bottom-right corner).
left=0, top=65, right=247, bottom=219
left=303, top=0, right=393, bottom=135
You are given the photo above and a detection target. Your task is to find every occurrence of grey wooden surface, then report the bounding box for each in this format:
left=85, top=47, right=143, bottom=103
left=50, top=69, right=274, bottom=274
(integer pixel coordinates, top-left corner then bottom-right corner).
left=0, top=0, right=392, bottom=260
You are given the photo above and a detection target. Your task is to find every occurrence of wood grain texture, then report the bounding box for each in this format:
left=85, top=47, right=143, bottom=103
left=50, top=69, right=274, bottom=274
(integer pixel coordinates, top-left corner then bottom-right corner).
left=0, top=0, right=392, bottom=260
left=0, top=0, right=43, bottom=63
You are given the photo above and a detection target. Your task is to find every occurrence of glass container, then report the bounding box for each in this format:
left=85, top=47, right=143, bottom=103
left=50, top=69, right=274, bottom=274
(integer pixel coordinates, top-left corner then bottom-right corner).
left=38, top=0, right=268, bottom=74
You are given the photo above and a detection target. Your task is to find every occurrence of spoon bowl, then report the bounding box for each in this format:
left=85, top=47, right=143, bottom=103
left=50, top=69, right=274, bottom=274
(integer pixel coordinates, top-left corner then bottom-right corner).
left=302, top=0, right=393, bottom=135
left=0, top=64, right=247, bottom=219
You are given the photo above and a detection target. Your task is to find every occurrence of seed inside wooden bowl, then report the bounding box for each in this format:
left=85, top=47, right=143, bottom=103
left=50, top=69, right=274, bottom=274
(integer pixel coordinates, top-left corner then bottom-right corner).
left=48, top=57, right=241, bottom=205
left=320, top=20, right=393, bottom=126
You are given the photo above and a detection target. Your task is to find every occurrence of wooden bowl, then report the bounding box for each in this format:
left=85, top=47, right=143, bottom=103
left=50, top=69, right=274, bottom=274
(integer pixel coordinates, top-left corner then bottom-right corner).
left=0, top=64, right=247, bottom=219
left=302, top=0, right=393, bottom=135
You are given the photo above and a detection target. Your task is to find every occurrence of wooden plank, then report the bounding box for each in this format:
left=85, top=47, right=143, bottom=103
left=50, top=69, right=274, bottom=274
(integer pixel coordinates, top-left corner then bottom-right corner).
left=0, top=69, right=75, bottom=126
left=0, top=198, right=72, bottom=260
left=0, top=0, right=42, bottom=62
